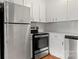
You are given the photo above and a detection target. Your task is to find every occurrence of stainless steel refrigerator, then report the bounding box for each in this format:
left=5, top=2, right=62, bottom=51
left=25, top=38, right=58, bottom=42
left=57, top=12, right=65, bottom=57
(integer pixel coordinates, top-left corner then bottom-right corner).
left=4, top=1, right=31, bottom=59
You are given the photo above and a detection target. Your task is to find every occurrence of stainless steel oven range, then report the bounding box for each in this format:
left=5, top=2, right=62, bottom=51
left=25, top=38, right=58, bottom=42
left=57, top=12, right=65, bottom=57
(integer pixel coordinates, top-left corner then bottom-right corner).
left=32, top=33, right=49, bottom=59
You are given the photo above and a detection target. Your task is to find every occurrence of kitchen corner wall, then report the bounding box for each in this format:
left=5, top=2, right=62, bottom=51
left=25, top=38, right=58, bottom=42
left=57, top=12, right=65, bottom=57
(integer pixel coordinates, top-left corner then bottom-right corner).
left=44, top=20, right=78, bottom=34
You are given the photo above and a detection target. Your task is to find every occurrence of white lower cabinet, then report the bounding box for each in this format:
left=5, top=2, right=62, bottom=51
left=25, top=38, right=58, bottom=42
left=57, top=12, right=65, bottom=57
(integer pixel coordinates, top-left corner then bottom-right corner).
left=49, top=33, right=65, bottom=59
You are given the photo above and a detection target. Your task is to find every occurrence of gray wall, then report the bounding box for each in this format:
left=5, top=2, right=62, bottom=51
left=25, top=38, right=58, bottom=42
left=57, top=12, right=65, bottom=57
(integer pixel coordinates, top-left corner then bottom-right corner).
left=45, top=20, right=78, bottom=34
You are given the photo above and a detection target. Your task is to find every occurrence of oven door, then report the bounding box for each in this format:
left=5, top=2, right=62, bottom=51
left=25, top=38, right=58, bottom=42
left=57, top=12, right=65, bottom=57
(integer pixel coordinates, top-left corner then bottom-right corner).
left=38, top=37, right=48, bottom=50
left=33, top=35, right=49, bottom=53
left=33, top=34, right=49, bottom=59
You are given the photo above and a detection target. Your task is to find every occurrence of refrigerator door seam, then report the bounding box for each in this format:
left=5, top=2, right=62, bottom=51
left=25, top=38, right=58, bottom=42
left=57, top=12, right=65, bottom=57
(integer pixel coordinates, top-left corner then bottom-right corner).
left=4, top=22, right=30, bottom=25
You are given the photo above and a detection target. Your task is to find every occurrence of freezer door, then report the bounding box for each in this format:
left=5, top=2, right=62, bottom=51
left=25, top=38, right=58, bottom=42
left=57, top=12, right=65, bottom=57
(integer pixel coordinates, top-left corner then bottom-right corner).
left=4, top=24, right=31, bottom=59
left=4, top=1, right=30, bottom=23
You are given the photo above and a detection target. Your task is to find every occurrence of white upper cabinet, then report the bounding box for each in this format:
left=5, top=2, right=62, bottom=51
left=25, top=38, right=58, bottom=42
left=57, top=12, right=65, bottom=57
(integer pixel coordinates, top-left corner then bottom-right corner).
left=13, top=0, right=23, bottom=5
left=46, top=0, right=78, bottom=22
left=31, top=0, right=40, bottom=22
left=46, top=0, right=67, bottom=22
left=39, top=0, right=46, bottom=22
left=31, top=0, right=46, bottom=22
left=24, top=0, right=32, bottom=7
left=67, top=0, right=78, bottom=20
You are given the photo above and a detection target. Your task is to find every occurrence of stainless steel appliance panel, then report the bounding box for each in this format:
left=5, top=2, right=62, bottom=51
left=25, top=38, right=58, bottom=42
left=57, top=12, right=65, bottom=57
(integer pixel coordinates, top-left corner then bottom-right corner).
left=35, top=50, right=48, bottom=59
left=5, top=24, right=31, bottom=59
left=4, top=1, right=30, bottom=23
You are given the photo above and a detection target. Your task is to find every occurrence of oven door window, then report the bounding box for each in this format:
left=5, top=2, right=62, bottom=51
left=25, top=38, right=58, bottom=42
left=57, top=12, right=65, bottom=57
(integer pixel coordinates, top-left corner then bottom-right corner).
left=38, top=37, right=48, bottom=49
left=34, top=37, right=48, bottom=51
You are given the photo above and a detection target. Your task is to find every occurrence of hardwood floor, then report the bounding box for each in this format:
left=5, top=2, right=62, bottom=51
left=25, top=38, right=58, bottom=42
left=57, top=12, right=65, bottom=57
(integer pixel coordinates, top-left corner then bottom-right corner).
left=41, top=54, right=60, bottom=59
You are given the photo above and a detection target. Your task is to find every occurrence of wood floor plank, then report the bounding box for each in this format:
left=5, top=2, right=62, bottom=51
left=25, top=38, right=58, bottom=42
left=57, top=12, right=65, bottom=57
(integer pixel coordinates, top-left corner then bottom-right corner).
left=41, top=54, right=60, bottom=59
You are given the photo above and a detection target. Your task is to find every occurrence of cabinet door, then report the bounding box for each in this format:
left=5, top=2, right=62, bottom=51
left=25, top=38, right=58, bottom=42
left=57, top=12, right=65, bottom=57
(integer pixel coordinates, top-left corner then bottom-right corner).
left=67, top=0, right=78, bottom=20
left=46, top=0, right=67, bottom=22
left=64, top=38, right=69, bottom=59
left=24, top=0, right=32, bottom=7
left=5, top=24, right=31, bottom=59
left=5, top=1, right=30, bottom=23
left=49, top=33, right=65, bottom=59
left=39, top=0, right=46, bottom=22
left=13, top=0, right=23, bottom=5
left=32, top=0, right=40, bottom=22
